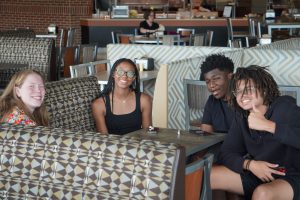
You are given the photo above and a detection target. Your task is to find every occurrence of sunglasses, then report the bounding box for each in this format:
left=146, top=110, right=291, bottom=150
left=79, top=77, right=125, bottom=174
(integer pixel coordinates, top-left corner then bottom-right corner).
left=116, top=68, right=136, bottom=78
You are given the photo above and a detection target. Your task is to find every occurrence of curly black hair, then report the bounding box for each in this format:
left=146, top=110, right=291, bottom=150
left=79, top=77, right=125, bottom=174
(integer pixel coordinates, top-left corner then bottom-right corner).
left=200, top=54, right=234, bottom=80
left=229, top=65, right=280, bottom=116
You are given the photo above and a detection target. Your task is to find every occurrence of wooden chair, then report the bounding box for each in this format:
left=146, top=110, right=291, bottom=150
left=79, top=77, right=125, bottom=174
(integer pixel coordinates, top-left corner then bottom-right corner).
left=75, top=43, right=98, bottom=64
left=185, top=153, right=214, bottom=200
left=226, top=18, right=250, bottom=47
left=177, top=28, right=195, bottom=45
left=60, top=46, right=78, bottom=78
left=183, top=79, right=210, bottom=130
left=116, top=33, right=134, bottom=44
left=157, top=35, right=181, bottom=46
left=278, top=85, right=300, bottom=106
left=69, top=59, right=111, bottom=78
left=226, top=17, right=260, bottom=48
left=229, top=39, right=243, bottom=48
left=111, top=31, right=122, bottom=44
left=57, top=27, right=77, bottom=79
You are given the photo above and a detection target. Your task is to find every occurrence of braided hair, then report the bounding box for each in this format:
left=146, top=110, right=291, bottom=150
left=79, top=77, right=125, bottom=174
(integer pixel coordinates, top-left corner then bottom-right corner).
left=100, top=58, right=140, bottom=111
left=229, top=65, right=280, bottom=116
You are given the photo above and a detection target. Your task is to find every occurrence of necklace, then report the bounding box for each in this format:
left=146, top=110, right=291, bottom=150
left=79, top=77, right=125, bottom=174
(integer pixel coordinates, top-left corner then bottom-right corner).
left=115, top=92, right=131, bottom=103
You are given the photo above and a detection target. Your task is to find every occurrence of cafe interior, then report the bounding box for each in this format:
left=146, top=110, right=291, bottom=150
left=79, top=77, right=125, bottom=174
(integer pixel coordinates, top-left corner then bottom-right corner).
left=1, top=0, right=300, bottom=199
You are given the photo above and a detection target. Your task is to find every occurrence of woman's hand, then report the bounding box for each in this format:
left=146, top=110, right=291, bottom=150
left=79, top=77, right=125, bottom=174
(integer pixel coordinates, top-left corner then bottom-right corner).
left=248, top=160, right=285, bottom=182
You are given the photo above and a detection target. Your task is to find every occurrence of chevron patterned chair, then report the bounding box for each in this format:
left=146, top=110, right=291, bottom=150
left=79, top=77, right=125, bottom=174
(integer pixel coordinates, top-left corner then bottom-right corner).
left=183, top=79, right=210, bottom=130
left=44, top=76, right=100, bottom=131
left=0, top=123, right=185, bottom=199
left=279, top=85, right=300, bottom=106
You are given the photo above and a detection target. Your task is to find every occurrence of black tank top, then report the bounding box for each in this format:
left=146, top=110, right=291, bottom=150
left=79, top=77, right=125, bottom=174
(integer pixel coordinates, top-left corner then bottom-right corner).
left=104, top=92, right=142, bottom=135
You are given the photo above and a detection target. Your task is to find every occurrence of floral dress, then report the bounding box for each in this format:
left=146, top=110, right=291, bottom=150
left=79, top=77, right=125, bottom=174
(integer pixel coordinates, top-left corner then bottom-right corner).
left=2, top=107, right=36, bottom=126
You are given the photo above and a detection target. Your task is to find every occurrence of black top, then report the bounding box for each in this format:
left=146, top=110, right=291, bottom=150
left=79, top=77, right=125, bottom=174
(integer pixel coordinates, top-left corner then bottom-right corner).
left=139, top=20, right=159, bottom=34
left=219, top=96, right=300, bottom=175
left=202, top=95, right=234, bottom=133
left=104, top=92, right=142, bottom=135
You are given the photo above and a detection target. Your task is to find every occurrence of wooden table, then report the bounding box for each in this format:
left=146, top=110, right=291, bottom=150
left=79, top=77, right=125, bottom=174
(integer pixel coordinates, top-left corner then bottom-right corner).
left=132, top=35, right=160, bottom=44
left=132, top=35, right=190, bottom=45
left=266, top=17, right=300, bottom=35
left=95, top=70, right=158, bottom=91
left=126, top=128, right=226, bottom=157
left=127, top=128, right=226, bottom=200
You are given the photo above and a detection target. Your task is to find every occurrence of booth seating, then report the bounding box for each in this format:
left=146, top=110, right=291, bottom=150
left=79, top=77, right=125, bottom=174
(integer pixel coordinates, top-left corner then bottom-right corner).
left=44, top=76, right=100, bottom=132
left=0, top=28, right=35, bottom=38
left=0, top=36, right=56, bottom=86
left=0, top=123, right=185, bottom=199
left=0, top=76, right=185, bottom=199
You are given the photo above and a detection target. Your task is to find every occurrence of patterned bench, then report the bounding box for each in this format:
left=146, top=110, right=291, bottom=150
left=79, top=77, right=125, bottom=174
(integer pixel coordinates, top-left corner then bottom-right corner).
left=0, top=123, right=185, bottom=199
left=0, top=36, right=55, bottom=88
left=44, top=76, right=100, bottom=132
left=0, top=29, right=35, bottom=38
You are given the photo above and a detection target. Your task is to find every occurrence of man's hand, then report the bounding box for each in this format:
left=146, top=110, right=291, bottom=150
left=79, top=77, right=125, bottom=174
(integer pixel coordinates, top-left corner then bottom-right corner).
left=249, top=160, right=285, bottom=182
left=248, top=102, right=275, bottom=133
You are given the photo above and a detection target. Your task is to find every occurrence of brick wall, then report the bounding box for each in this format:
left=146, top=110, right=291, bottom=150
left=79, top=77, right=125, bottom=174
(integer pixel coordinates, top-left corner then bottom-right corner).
left=0, top=0, right=93, bottom=45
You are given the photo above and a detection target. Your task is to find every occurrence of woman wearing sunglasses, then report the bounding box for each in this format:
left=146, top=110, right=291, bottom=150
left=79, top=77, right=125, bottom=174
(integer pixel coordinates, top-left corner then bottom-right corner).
left=210, top=65, right=300, bottom=200
left=92, top=58, right=152, bottom=135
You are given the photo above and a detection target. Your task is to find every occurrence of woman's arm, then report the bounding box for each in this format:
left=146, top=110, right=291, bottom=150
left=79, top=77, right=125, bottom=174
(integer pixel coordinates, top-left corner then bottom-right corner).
left=139, top=27, right=157, bottom=34
left=139, top=21, right=159, bottom=34
left=199, top=6, right=211, bottom=12
left=91, top=98, right=108, bottom=134
left=140, top=93, right=152, bottom=128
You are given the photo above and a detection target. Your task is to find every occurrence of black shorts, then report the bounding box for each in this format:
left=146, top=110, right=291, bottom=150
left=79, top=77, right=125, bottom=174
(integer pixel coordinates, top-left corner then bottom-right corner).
left=240, top=171, right=300, bottom=200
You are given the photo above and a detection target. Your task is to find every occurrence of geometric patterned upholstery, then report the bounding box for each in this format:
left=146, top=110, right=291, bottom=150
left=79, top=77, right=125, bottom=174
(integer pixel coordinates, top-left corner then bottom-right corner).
left=0, top=123, right=185, bottom=199
left=0, top=29, right=35, bottom=38
left=45, top=76, right=100, bottom=132
left=0, top=36, right=54, bottom=82
left=0, top=63, right=29, bottom=88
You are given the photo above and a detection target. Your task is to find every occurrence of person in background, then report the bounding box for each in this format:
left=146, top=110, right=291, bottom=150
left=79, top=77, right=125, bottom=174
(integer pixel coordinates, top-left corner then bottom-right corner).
left=92, top=58, right=152, bottom=135
left=211, top=65, right=300, bottom=200
left=200, top=54, right=235, bottom=133
left=0, top=69, right=48, bottom=126
left=190, top=0, right=211, bottom=12
left=139, top=10, right=162, bottom=35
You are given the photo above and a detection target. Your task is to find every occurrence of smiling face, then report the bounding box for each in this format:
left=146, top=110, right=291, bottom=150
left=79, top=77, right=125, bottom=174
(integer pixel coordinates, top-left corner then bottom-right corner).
left=15, top=73, right=45, bottom=113
left=113, top=61, right=136, bottom=89
left=234, top=79, right=265, bottom=112
left=204, top=68, right=232, bottom=100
